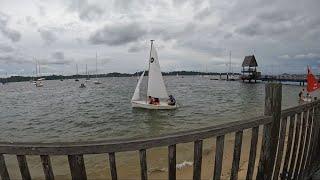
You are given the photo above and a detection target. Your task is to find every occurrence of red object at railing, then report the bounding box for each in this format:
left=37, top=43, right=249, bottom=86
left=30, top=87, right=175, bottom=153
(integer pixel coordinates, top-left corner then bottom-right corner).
left=307, top=66, right=320, bottom=92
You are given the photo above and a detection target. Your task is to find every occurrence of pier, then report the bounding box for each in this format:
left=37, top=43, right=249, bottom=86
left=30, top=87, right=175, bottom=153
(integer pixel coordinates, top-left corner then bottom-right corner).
left=0, top=83, right=320, bottom=179
left=260, top=75, right=309, bottom=86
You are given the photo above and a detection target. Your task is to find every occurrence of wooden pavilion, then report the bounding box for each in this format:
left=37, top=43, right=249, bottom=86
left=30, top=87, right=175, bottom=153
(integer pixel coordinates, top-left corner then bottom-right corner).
left=241, top=55, right=261, bottom=83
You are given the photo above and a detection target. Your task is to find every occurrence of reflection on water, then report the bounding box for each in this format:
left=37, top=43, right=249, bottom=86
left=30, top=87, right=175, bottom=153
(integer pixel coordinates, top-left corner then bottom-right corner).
left=0, top=76, right=313, bottom=142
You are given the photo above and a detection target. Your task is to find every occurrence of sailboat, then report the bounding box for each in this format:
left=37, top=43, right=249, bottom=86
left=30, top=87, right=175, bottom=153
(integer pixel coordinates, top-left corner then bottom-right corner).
left=35, top=60, right=44, bottom=87
left=131, top=40, right=177, bottom=110
left=227, top=51, right=236, bottom=81
left=75, top=64, right=79, bottom=81
left=85, top=64, right=90, bottom=81
left=93, top=52, right=102, bottom=84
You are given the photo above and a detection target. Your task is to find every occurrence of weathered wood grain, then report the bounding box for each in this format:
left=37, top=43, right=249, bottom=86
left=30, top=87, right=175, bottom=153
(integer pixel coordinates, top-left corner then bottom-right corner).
left=299, top=109, right=313, bottom=178
left=108, top=152, right=117, bottom=180
left=293, top=111, right=308, bottom=178
left=230, top=131, right=243, bottom=180
left=256, top=123, right=272, bottom=180
left=139, top=149, right=147, bottom=180
left=281, top=115, right=295, bottom=179
left=193, top=140, right=203, bottom=180
left=246, top=126, right=259, bottom=180
left=264, top=83, right=282, bottom=180
left=17, top=155, right=31, bottom=180
left=168, top=144, right=176, bottom=180
left=0, top=116, right=272, bottom=155
left=272, top=117, right=288, bottom=180
left=0, top=154, right=10, bottom=180
left=68, top=154, right=87, bottom=180
left=306, top=106, right=320, bottom=176
left=288, top=113, right=302, bottom=179
left=40, top=155, right=54, bottom=180
left=213, top=135, right=224, bottom=180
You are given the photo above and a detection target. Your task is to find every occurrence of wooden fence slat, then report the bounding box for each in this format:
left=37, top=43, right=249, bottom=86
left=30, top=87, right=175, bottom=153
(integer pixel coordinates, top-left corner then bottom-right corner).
left=272, top=117, right=288, bottom=180
left=246, top=126, right=259, bottom=180
left=288, top=113, right=302, bottom=179
left=306, top=107, right=319, bottom=175
left=0, top=154, right=10, bottom=180
left=0, top=115, right=273, bottom=156
left=108, top=152, right=118, bottom=180
left=299, top=109, right=313, bottom=178
left=68, top=154, right=87, bottom=180
left=257, top=83, right=282, bottom=180
left=213, top=135, right=224, bottom=180
left=139, top=149, right=148, bottom=180
left=293, top=111, right=308, bottom=178
left=256, top=123, right=272, bottom=180
left=281, top=115, right=295, bottom=179
left=168, top=144, right=176, bottom=180
left=17, top=155, right=31, bottom=180
left=307, top=106, right=320, bottom=176
left=40, top=155, right=54, bottom=180
left=193, top=140, right=203, bottom=180
left=230, top=131, right=243, bottom=180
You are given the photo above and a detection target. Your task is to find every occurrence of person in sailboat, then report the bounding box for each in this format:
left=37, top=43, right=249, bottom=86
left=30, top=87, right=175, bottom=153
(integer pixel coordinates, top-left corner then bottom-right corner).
left=168, top=95, right=176, bottom=106
left=148, top=96, right=154, bottom=104
left=154, top=98, right=160, bottom=105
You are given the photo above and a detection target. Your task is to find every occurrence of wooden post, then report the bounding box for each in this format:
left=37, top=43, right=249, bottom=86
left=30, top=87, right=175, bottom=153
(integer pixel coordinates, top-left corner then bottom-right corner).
left=168, top=145, right=176, bottom=180
left=257, top=83, right=282, bottom=179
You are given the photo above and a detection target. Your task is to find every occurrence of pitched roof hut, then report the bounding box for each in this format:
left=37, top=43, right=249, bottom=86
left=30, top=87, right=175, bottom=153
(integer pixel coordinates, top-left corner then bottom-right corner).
left=242, top=55, right=258, bottom=67
left=241, top=55, right=260, bottom=83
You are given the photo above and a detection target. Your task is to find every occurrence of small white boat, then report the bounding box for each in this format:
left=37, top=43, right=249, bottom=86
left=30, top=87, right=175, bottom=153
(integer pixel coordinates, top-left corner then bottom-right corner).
left=93, top=80, right=101, bottom=84
left=35, top=81, right=43, bottom=87
left=131, top=40, right=177, bottom=110
left=132, top=101, right=177, bottom=110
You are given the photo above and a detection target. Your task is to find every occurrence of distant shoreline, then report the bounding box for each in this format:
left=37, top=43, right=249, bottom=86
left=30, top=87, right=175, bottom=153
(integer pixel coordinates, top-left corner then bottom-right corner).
left=0, top=71, right=241, bottom=83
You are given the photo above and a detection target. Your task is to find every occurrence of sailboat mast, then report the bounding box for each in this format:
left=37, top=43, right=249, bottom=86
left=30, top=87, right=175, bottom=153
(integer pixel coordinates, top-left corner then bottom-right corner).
left=96, top=52, right=98, bottom=78
left=35, top=58, right=38, bottom=77
left=38, top=62, right=41, bottom=77
left=146, top=40, right=154, bottom=102
left=229, top=51, right=232, bottom=75
left=86, top=64, right=88, bottom=78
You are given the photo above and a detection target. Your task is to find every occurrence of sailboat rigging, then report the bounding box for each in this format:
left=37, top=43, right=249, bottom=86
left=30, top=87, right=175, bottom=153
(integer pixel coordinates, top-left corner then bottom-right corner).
left=131, top=40, right=177, bottom=110
left=93, top=52, right=102, bottom=84
left=85, top=64, right=90, bottom=81
left=75, top=64, right=79, bottom=81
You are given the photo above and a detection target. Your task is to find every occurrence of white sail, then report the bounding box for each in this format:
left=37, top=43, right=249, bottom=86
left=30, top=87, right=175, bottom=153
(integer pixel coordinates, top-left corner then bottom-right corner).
left=132, top=71, right=145, bottom=101
left=147, top=44, right=168, bottom=99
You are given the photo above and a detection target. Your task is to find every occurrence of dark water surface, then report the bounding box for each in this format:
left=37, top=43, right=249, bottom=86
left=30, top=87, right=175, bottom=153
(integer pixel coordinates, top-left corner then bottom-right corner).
left=0, top=76, right=307, bottom=142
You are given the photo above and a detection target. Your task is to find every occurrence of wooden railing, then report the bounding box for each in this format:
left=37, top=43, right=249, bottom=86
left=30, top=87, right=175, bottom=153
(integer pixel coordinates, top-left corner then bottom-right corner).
left=0, top=83, right=320, bottom=180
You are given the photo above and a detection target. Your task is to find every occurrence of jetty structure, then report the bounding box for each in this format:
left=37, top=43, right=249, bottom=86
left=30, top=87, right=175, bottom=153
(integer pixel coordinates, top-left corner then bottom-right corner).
left=0, top=83, right=320, bottom=179
left=241, top=55, right=261, bottom=83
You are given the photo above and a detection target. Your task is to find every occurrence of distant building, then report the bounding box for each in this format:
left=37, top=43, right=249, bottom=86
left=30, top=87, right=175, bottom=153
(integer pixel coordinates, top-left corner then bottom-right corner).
left=241, top=55, right=261, bottom=83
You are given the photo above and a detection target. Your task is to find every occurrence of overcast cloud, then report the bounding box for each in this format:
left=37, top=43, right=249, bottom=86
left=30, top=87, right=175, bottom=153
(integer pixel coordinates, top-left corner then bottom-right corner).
left=0, top=0, right=319, bottom=76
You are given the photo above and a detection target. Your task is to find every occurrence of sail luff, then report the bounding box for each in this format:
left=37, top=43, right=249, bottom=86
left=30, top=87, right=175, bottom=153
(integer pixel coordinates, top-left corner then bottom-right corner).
left=147, top=42, right=169, bottom=99
left=132, top=71, right=145, bottom=101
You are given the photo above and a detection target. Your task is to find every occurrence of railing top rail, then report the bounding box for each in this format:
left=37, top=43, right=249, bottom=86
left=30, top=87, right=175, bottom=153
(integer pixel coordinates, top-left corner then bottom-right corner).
left=0, top=100, right=318, bottom=155
left=0, top=115, right=272, bottom=155
left=281, top=100, right=320, bottom=118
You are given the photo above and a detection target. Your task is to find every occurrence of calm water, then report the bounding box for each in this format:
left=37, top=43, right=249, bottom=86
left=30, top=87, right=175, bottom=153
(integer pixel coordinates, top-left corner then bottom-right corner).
left=0, top=76, right=306, bottom=142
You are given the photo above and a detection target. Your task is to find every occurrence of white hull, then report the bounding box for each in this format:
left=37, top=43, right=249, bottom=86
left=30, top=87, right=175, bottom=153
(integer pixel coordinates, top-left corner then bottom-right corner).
left=132, top=101, right=177, bottom=110
left=93, top=80, right=101, bottom=84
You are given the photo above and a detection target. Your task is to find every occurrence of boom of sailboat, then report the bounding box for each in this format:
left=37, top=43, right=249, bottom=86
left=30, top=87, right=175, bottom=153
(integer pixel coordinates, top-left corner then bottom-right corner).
left=131, top=40, right=177, bottom=110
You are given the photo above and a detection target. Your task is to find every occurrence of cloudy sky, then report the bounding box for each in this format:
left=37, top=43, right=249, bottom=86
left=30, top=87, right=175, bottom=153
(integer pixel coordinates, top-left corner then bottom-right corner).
left=0, top=0, right=319, bottom=76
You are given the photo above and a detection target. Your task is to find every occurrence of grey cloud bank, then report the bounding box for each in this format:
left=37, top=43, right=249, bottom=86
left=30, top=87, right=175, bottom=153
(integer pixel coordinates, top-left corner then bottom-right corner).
left=0, top=0, right=319, bottom=76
